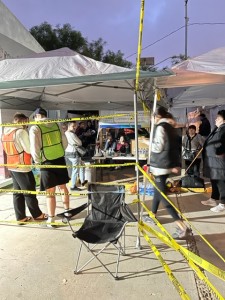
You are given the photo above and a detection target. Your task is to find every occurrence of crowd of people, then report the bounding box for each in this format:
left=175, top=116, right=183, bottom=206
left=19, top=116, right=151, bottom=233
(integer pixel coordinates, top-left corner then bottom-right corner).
left=143, top=107, right=225, bottom=239
left=1, top=106, right=224, bottom=237
left=2, top=108, right=95, bottom=227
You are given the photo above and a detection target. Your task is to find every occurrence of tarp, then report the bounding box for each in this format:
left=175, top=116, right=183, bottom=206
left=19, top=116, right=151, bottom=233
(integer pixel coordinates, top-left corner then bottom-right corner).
left=156, top=46, right=225, bottom=89
left=154, top=46, right=225, bottom=109
left=166, top=84, right=225, bottom=108
left=0, top=48, right=173, bottom=111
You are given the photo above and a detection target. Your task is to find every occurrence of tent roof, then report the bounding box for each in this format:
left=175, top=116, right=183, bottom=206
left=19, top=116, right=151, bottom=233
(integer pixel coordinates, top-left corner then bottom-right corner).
left=156, top=47, right=225, bottom=88
left=0, top=48, right=173, bottom=111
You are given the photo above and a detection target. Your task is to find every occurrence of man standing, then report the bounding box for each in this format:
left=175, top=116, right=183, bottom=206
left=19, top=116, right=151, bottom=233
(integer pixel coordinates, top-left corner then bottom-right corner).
left=29, top=107, right=70, bottom=227
left=2, top=113, right=46, bottom=223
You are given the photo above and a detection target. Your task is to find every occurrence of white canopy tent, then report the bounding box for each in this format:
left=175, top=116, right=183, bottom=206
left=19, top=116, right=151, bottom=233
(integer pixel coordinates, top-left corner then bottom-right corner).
left=156, top=46, right=225, bottom=90
left=146, top=46, right=225, bottom=166
left=155, top=46, right=225, bottom=124
left=0, top=48, right=172, bottom=111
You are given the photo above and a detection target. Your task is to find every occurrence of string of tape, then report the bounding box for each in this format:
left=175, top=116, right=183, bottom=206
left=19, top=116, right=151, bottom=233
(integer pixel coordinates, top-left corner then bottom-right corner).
left=137, top=164, right=225, bottom=265
left=1, top=112, right=223, bottom=296
left=138, top=221, right=224, bottom=299
left=0, top=112, right=135, bottom=127
left=1, top=161, right=224, bottom=266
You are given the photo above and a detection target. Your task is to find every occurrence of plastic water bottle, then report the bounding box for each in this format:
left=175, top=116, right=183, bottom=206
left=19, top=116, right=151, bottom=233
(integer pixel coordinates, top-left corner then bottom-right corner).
left=149, top=184, right=154, bottom=196
left=146, top=183, right=151, bottom=196
left=139, top=182, right=144, bottom=195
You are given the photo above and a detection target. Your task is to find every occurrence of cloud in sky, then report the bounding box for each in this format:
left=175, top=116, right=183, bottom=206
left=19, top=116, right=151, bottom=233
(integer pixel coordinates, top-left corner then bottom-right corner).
left=2, top=0, right=225, bottom=67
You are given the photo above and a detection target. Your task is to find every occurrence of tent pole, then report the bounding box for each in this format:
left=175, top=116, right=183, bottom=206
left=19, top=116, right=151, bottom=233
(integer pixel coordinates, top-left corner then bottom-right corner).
left=147, top=86, right=157, bottom=165
left=134, top=90, right=141, bottom=249
left=140, top=86, right=157, bottom=221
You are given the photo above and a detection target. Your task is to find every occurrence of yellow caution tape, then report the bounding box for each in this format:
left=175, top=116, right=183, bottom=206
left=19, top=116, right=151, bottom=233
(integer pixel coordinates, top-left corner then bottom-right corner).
left=137, top=165, right=225, bottom=264
left=0, top=113, right=134, bottom=127
left=0, top=162, right=137, bottom=169
left=139, top=225, right=190, bottom=299
left=135, top=0, right=145, bottom=92
left=0, top=220, right=83, bottom=226
left=0, top=188, right=88, bottom=197
left=139, top=222, right=225, bottom=299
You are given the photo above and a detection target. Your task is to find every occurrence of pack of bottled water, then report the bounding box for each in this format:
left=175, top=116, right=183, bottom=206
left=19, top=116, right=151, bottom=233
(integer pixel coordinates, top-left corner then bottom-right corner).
left=139, top=182, right=154, bottom=196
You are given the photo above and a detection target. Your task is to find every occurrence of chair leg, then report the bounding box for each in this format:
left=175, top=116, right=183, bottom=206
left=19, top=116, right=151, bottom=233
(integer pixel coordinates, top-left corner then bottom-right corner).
left=123, top=228, right=126, bottom=255
left=74, top=243, right=83, bottom=274
left=115, top=242, right=122, bottom=279
left=75, top=241, right=120, bottom=279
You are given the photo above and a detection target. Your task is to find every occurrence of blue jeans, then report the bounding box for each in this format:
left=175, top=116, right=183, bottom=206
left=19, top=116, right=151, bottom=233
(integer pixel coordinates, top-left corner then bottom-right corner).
left=67, top=157, right=85, bottom=187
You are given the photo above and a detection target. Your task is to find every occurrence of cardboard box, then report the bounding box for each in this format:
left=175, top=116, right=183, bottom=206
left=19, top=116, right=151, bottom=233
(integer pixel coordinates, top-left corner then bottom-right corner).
left=131, top=138, right=149, bottom=157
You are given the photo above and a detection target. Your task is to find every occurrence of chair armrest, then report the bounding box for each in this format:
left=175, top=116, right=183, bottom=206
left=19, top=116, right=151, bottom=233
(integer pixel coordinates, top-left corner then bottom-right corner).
left=57, top=203, right=89, bottom=218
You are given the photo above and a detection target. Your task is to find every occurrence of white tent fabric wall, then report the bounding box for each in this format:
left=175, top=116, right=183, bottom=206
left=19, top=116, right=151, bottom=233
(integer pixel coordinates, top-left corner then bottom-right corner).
left=165, top=84, right=225, bottom=109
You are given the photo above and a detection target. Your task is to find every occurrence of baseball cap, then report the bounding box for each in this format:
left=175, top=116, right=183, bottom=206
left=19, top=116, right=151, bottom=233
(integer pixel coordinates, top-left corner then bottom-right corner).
left=34, top=107, right=47, bottom=117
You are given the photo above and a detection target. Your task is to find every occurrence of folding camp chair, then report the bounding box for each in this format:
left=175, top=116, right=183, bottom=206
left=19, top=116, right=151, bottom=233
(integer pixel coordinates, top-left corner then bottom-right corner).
left=58, top=183, right=137, bottom=279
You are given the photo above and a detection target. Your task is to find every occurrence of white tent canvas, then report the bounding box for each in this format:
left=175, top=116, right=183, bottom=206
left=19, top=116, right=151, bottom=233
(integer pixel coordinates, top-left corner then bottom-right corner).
left=156, top=46, right=225, bottom=89
left=154, top=47, right=225, bottom=110
left=166, top=84, right=225, bottom=108
left=0, top=48, right=172, bottom=111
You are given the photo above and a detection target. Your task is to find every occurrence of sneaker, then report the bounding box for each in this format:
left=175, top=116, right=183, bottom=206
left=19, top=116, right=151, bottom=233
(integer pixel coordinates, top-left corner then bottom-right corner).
left=210, top=203, right=225, bottom=213
left=81, top=180, right=88, bottom=186
left=70, top=186, right=82, bottom=191
left=142, top=215, right=156, bottom=225
left=172, top=227, right=191, bottom=239
left=64, top=209, right=72, bottom=218
left=201, top=198, right=217, bottom=207
left=46, top=216, right=57, bottom=228
left=62, top=209, right=72, bottom=223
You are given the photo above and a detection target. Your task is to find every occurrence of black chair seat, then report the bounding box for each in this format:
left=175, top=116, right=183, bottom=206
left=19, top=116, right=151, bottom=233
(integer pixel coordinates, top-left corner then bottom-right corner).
left=75, top=220, right=126, bottom=244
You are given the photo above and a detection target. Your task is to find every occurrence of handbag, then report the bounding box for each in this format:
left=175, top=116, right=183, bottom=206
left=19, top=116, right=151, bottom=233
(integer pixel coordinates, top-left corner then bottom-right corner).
left=180, top=175, right=205, bottom=188
left=75, top=145, right=87, bottom=157
left=182, top=149, right=195, bottom=161
left=182, top=136, right=196, bottom=161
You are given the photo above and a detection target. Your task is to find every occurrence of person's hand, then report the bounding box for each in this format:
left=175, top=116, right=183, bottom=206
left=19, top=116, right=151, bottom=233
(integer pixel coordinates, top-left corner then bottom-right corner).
left=171, top=167, right=181, bottom=174
left=32, top=165, right=40, bottom=175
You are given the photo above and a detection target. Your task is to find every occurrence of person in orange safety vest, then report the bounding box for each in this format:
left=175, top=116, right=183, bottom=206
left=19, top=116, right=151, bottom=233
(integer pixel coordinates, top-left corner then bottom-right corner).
left=1, top=113, right=47, bottom=223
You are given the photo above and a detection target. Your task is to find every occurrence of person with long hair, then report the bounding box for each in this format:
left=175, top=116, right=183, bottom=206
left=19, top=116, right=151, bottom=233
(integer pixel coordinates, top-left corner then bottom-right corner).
left=148, top=107, right=190, bottom=239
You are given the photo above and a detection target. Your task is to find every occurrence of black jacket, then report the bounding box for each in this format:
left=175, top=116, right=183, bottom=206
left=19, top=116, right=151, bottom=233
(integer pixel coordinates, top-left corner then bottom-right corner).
left=199, top=117, right=211, bottom=137
left=203, top=124, right=225, bottom=179
left=150, top=122, right=181, bottom=169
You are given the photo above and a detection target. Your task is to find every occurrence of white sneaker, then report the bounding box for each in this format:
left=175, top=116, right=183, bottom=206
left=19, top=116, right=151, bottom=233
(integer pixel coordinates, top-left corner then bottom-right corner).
left=46, top=216, right=57, bottom=228
left=201, top=198, right=217, bottom=207
left=210, top=203, right=225, bottom=213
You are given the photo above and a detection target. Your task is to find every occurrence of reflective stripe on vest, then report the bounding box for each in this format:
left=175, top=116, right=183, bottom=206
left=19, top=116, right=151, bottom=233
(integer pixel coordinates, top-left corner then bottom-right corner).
left=1, top=129, right=31, bottom=169
left=38, top=123, right=64, bottom=161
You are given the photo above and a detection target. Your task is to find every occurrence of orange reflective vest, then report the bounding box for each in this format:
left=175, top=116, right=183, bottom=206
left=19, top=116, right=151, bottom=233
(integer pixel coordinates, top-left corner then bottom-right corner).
left=1, top=129, right=31, bottom=169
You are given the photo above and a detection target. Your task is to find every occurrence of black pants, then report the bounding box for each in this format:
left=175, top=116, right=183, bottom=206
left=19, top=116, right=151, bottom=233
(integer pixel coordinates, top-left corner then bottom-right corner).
left=185, top=158, right=201, bottom=177
left=10, top=171, right=42, bottom=220
left=211, top=179, right=225, bottom=204
left=152, top=174, right=180, bottom=221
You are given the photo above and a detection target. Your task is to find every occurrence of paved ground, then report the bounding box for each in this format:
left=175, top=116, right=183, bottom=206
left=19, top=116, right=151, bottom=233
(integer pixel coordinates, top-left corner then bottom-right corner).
left=0, top=167, right=225, bottom=299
